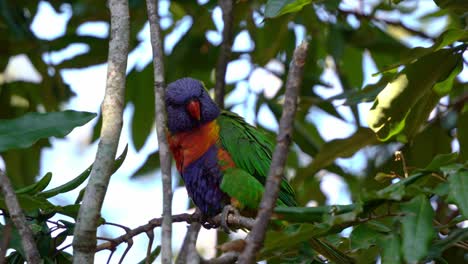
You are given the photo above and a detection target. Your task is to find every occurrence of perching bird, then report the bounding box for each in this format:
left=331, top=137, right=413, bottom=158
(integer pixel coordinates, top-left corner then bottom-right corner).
left=165, top=78, right=296, bottom=221
left=165, top=78, right=354, bottom=264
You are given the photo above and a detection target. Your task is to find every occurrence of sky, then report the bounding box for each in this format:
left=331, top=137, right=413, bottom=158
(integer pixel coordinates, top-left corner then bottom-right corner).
left=1, top=0, right=467, bottom=263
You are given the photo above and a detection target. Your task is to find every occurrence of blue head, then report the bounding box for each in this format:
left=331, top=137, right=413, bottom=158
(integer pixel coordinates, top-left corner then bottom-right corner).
left=165, top=78, right=220, bottom=133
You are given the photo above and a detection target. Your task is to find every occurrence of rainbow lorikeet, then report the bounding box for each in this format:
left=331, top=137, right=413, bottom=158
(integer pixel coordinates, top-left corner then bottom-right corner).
left=165, top=78, right=296, bottom=221
left=165, top=78, right=354, bottom=263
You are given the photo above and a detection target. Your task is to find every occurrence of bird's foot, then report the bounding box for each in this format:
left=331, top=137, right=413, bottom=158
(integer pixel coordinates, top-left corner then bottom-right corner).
left=201, top=216, right=219, bottom=229
left=221, top=205, right=240, bottom=234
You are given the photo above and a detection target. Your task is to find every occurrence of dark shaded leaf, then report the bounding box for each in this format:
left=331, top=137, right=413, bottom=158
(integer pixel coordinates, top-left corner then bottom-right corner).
left=131, top=150, right=160, bottom=178
left=15, top=172, right=52, bottom=195
left=377, top=233, right=402, bottom=264
left=0, top=194, right=55, bottom=211
left=405, top=121, right=452, bottom=168
left=274, top=204, right=357, bottom=223
left=400, top=195, right=435, bottom=263
left=367, top=49, right=462, bottom=141
left=126, top=65, right=155, bottom=151
left=2, top=143, right=43, bottom=187
left=137, top=246, right=161, bottom=264
left=457, top=110, right=468, bottom=162
left=424, top=153, right=458, bottom=171
left=433, top=0, right=468, bottom=13
left=0, top=110, right=96, bottom=152
left=373, top=172, right=426, bottom=201
left=265, top=0, right=312, bottom=18
left=350, top=223, right=380, bottom=250
left=448, top=170, right=468, bottom=219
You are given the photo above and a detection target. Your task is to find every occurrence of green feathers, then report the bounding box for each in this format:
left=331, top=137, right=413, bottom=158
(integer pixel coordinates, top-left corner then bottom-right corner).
left=217, top=111, right=297, bottom=208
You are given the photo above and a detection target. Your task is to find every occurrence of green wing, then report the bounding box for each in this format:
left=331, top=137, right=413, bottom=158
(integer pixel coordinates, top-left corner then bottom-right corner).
left=220, top=168, right=264, bottom=210
left=220, top=168, right=287, bottom=210
left=217, top=111, right=296, bottom=207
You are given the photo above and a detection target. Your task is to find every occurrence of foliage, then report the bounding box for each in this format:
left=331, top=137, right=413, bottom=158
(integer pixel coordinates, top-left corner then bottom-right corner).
left=0, top=0, right=467, bottom=263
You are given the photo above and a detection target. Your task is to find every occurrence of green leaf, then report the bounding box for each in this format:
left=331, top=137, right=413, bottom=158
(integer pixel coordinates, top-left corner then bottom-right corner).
left=433, top=59, right=463, bottom=95
left=424, top=153, right=458, bottom=171
left=448, top=170, right=468, bottom=219
left=126, top=65, right=155, bottom=151
left=340, top=46, right=364, bottom=89
left=432, top=181, right=449, bottom=196
left=405, top=121, right=452, bottom=168
left=374, top=172, right=426, bottom=201
left=53, top=230, right=70, bottom=248
left=265, top=0, right=312, bottom=18
left=55, top=251, right=73, bottom=263
left=131, top=150, right=160, bottom=178
left=350, top=223, right=380, bottom=250
left=328, top=75, right=391, bottom=105
left=367, top=49, right=462, bottom=141
left=398, top=90, right=441, bottom=141
left=0, top=194, right=55, bottom=211
left=274, top=204, right=357, bottom=223
left=400, top=195, right=435, bottom=263
left=308, top=128, right=378, bottom=172
left=458, top=110, right=468, bottom=162
left=38, top=145, right=128, bottom=198
left=169, top=2, right=186, bottom=21
left=0, top=224, right=25, bottom=257
left=433, top=0, right=468, bottom=13
left=15, top=172, right=52, bottom=195
left=377, top=234, right=402, bottom=264
left=428, top=228, right=468, bottom=259
left=137, top=246, right=161, bottom=264
left=56, top=204, right=80, bottom=219
left=0, top=110, right=96, bottom=152
left=434, top=30, right=468, bottom=52
left=374, top=29, right=467, bottom=73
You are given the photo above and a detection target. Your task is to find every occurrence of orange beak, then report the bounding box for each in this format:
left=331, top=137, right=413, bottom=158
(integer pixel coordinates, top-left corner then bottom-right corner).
left=187, top=99, right=201, bottom=121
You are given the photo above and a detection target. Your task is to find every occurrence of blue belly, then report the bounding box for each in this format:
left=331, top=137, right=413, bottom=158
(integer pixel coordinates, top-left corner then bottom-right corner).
left=181, top=145, right=229, bottom=216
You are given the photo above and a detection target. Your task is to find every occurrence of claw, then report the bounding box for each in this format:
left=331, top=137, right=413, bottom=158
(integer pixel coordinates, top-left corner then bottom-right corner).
left=201, top=215, right=219, bottom=229
left=221, top=205, right=240, bottom=234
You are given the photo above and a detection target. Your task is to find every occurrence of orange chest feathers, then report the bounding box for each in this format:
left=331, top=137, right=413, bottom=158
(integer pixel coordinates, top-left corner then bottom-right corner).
left=167, top=121, right=235, bottom=172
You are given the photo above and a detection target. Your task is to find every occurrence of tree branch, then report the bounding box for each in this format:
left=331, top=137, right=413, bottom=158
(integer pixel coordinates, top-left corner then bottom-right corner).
left=214, top=0, right=234, bottom=109
left=0, top=169, right=41, bottom=264
left=95, top=212, right=254, bottom=252
left=201, top=252, right=239, bottom=264
left=238, top=41, right=308, bottom=264
left=175, top=222, right=201, bottom=264
left=72, top=0, right=129, bottom=262
left=145, top=0, right=173, bottom=263
left=338, top=8, right=433, bottom=40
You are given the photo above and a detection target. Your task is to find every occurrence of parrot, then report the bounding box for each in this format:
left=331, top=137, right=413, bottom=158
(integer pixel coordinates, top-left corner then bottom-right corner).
left=165, top=78, right=354, bottom=263
left=165, top=77, right=296, bottom=220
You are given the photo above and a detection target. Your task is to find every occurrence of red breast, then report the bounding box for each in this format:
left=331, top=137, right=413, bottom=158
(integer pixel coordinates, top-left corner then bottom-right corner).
left=167, top=121, right=220, bottom=172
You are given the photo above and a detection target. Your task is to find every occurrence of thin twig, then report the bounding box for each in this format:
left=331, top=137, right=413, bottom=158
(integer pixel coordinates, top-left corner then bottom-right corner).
left=394, top=151, right=408, bottom=178
left=0, top=169, right=41, bottom=264
left=176, top=222, right=202, bottom=264
left=71, top=0, right=129, bottom=262
left=95, top=212, right=254, bottom=252
left=338, top=8, right=433, bottom=40
left=145, top=229, right=154, bottom=264
left=238, top=42, right=308, bottom=263
left=201, top=252, right=239, bottom=264
left=214, top=0, right=234, bottom=109
left=145, top=0, right=173, bottom=263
